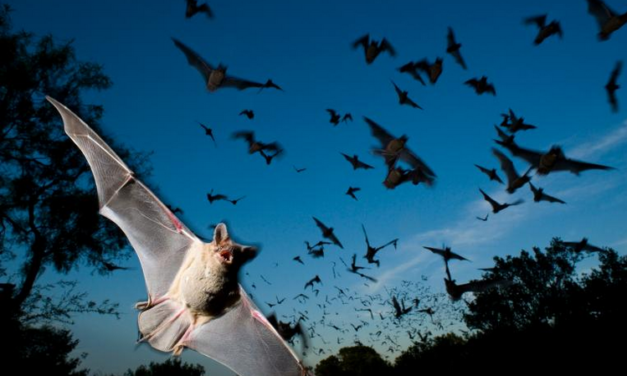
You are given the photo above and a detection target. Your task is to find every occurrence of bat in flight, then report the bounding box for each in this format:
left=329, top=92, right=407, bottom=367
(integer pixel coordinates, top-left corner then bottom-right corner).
left=46, top=97, right=307, bottom=376
left=172, top=38, right=283, bottom=92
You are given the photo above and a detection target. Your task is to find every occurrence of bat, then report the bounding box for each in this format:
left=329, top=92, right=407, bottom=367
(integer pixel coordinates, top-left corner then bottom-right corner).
left=391, top=80, right=422, bottom=109
left=446, top=27, right=467, bottom=69
left=445, top=278, right=511, bottom=301
left=500, top=109, right=537, bottom=133
left=46, top=97, right=307, bottom=376
left=492, top=148, right=533, bottom=194
left=185, top=0, right=213, bottom=19
left=362, top=224, right=398, bottom=267
left=606, top=60, right=622, bottom=113
left=293, top=256, right=304, bottom=265
left=341, top=113, right=353, bottom=123
left=340, top=153, right=374, bottom=170
left=523, top=14, right=563, bottom=45
left=206, top=189, right=228, bottom=204
left=415, top=58, right=444, bottom=84
left=172, top=38, right=282, bottom=92
left=474, top=164, right=504, bottom=184
left=197, top=122, right=216, bottom=146
left=232, top=131, right=282, bottom=155
left=563, top=237, right=607, bottom=254
left=479, top=188, right=524, bottom=214
left=312, top=217, right=343, bottom=249
left=260, top=149, right=283, bottom=165
left=304, top=275, right=322, bottom=290
left=364, top=117, right=436, bottom=183
left=326, top=109, right=340, bottom=126
left=586, top=0, right=627, bottom=40
left=529, top=182, right=566, bottom=204
left=465, top=76, right=496, bottom=96
left=293, top=166, right=307, bottom=173
left=391, top=296, right=412, bottom=318
left=383, top=166, right=432, bottom=189
left=496, top=142, right=614, bottom=175
left=240, top=109, right=255, bottom=119
left=352, top=34, right=396, bottom=64
left=346, top=186, right=361, bottom=201
left=423, top=246, right=469, bottom=262
left=476, top=213, right=489, bottom=222
left=397, top=61, right=426, bottom=85
left=494, top=125, right=515, bottom=146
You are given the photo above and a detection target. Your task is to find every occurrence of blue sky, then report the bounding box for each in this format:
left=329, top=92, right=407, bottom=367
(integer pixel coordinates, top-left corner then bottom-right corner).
left=8, top=0, right=627, bottom=375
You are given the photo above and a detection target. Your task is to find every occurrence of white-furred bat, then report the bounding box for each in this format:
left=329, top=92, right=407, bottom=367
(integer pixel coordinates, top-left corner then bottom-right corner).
left=46, top=97, right=307, bottom=376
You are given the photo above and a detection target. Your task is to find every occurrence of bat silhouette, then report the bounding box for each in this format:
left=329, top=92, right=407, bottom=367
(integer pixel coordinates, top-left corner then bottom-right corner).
left=232, top=131, right=282, bottom=155
left=362, top=224, right=398, bottom=267
left=465, top=76, right=496, bottom=96
left=341, top=254, right=377, bottom=282
left=352, top=34, right=396, bottom=64
left=423, top=246, right=469, bottom=262
left=415, top=58, right=444, bottom=84
left=228, top=196, right=247, bottom=205
left=391, top=296, right=412, bottom=318
left=606, top=60, right=622, bottom=113
left=326, top=109, right=341, bottom=126
left=46, top=97, right=306, bottom=376
left=259, top=149, right=283, bottom=165
left=500, top=109, right=537, bottom=133
left=340, top=153, right=374, bottom=170
left=496, top=142, right=614, bottom=175
left=524, top=14, right=563, bottom=45
left=446, top=27, right=467, bottom=69
left=293, top=166, right=307, bottom=173
left=494, top=125, right=515, bottom=146
left=267, top=314, right=309, bottom=349
left=197, top=122, right=217, bottom=146
left=474, top=164, right=504, bottom=184
left=293, top=256, right=304, bottom=265
left=587, top=0, right=627, bottom=40
left=346, top=186, right=361, bottom=201
left=206, top=189, right=228, bottom=204
left=391, top=81, right=422, bottom=109
left=479, top=188, right=524, bottom=213
left=239, top=109, right=255, bottom=119
left=529, top=182, right=566, bottom=204
left=476, top=213, right=489, bottom=222
left=312, top=217, right=343, bottom=249
left=185, top=0, right=213, bottom=19
left=397, top=61, right=426, bottom=85
left=172, top=38, right=282, bottom=92
left=304, top=275, right=322, bottom=290
left=383, top=166, right=433, bottom=189
left=445, top=278, right=510, bottom=301
left=342, top=113, right=353, bottom=123
left=365, top=117, right=436, bottom=183
left=563, top=237, right=607, bottom=254
left=492, top=148, right=533, bottom=194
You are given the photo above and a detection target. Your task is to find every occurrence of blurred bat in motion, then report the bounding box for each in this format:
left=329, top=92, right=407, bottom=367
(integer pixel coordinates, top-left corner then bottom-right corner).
left=46, top=97, right=307, bottom=376
left=415, top=58, right=444, bottom=84
left=240, top=109, right=255, bottom=119
left=529, top=182, right=566, bottom=204
left=172, top=38, right=282, bottom=92
left=391, top=81, right=422, bottom=109
left=479, top=188, right=524, bottom=213
left=524, top=14, right=563, bottom=45
left=362, top=224, right=398, bottom=267
left=340, top=153, right=374, bottom=170
left=198, top=122, right=216, bottom=146
left=563, top=237, right=608, bottom=254
left=397, top=61, right=426, bottom=85
left=606, top=60, right=622, bottom=112
left=446, top=27, right=467, bottom=69
left=500, top=109, right=537, bottom=133
left=445, top=277, right=511, bottom=301
left=312, top=217, right=343, bottom=249
left=185, top=0, right=213, bottom=19
left=346, top=186, right=361, bottom=201
left=492, top=148, right=533, bottom=194
left=352, top=34, right=396, bottom=64
left=587, top=0, right=627, bottom=40
left=232, top=131, right=282, bottom=155
left=465, top=76, right=496, bottom=96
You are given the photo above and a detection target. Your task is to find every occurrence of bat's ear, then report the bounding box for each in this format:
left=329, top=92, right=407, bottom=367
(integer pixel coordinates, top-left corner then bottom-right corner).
left=240, top=246, right=259, bottom=264
left=213, top=223, right=229, bottom=244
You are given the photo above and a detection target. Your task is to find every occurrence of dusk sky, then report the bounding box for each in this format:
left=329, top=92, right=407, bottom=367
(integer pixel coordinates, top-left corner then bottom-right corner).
left=8, top=0, right=627, bottom=375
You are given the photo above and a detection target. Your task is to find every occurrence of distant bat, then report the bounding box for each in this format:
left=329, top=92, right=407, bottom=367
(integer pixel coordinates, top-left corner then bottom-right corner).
left=352, top=34, right=396, bottom=64
left=260, top=149, right=283, bottom=165
left=326, top=109, right=341, bottom=126
left=240, top=109, right=255, bottom=119
left=267, top=314, right=309, bottom=349
left=46, top=97, right=306, bottom=376
left=304, top=275, right=322, bottom=290
left=496, top=142, right=614, bottom=175
left=185, top=0, right=213, bottom=19
left=365, top=117, right=436, bottom=183
left=606, top=60, right=622, bottom=112
left=529, top=182, right=565, bottom=204
left=383, top=166, right=433, bottom=189
left=500, top=109, right=537, bottom=133
left=312, top=217, right=343, bottom=249
left=391, top=81, right=422, bottom=109
left=342, top=254, right=377, bottom=282
left=479, top=188, right=524, bottom=213
left=423, top=246, right=469, bottom=262
left=342, top=114, right=353, bottom=123
left=228, top=196, right=247, bottom=205
left=293, top=166, right=307, bottom=173
left=465, top=76, right=496, bottom=96
left=446, top=27, right=467, bottom=69
left=232, top=131, right=282, bottom=154
left=293, top=256, right=304, bottom=265
left=392, top=296, right=412, bottom=318
left=362, top=224, right=398, bottom=267
left=563, top=237, right=607, bottom=253
left=397, top=62, right=426, bottom=85
left=198, top=122, right=216, bottom=146
left=445, top=278, right=510, bottom=301
left=494, top=125, right=515, bottom=146
left=340, top=153, right=374, bottom=170
left=415, top=58, right=444, bottom=84
left=524, top=14, right=563, bottom=45
left=172, top=38, right=282, bottom=92
left=346, top=187, right=361, bottom=201
left=586, top=0, right=627, bottom=40
left=206, top=189, right=228, bottom=204
left=476, top=214, right=489, bottom=222
left=474, top=164, right=504, bottom=184
left=492, top=148, right=533, bottom=194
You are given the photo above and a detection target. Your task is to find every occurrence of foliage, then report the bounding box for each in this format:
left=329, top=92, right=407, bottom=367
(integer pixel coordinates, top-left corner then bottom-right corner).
left=122, top=358, right=205, bottom=376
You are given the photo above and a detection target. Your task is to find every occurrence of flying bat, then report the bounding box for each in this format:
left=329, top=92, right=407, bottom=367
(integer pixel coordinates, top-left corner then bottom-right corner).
left=423, top=246, right=469, bottom=262
left=492, top=148, right=533, bottom=194
left=391, top=80, right=422, bottom=109
left=586, top=0, right=627, bottom=40
left=383, top=166, right=433, bottom=189
left=326, top=109, right=341, bottom=126
left=524, top=14, right=563, bottom=45
left=240, top=109, right=255, bottom=119
left=465, top=76, right=496, bottom=96
left=500, top=109, right=537, bottom=133
left=341, top=254, right=377, bottom=282
left=496, top=142, right=614, bottom=175
left=346, top=186, right=361, bottom=201
left=342, top=114, right=353, bottom=123
left=197, top=122, right=217, bottom=146
left=364, top=117, right=436, bottom=183
left=474, top=164, right=504, bottom=184
left=185, top=0, right=213, bottom=19
left=352, top=34, right=396, bottom=64
left=606, top=60, right=622, bottom=113
left=46, top=97, right=307, bottom=376
left=391, top=296, right=412, bottom=318
left=232, top=131, right=282, bottom=155
left=304, top=275, right=322, bottom=290
left=415, top=58, right=444, bottom=84
left=206, top=189, right=228, bottom=204
left=479, top=188, right=524, bottom=214
left=445, top=278, right=510, bottom=301
left=312, top=217, right=343, bottom=249
left=446, top=27, right=467, bottom=69
left=362, top=224, right=398, bottom=267
left=476, top=213, right=489, bottom=222
left=172, top=38, right=282, bottom=92
left=340, top=153, right=374, bottom=170
left=529, top=182, right=566, bottom=204
left=397, top=61, right=426, bottom=85
left=563, top=237, right=607, bottom=254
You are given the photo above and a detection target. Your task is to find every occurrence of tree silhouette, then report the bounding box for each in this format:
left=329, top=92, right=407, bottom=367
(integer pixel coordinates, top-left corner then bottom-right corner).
left=0, top=4, right=149, bottom=323
left=122, top=358, right=205, bottom=376
left=315, top=345, right=392, bottom=376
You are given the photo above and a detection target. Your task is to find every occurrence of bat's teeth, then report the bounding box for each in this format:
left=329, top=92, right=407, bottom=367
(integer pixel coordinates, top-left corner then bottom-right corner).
left=219, top=250, right=232, bottom=262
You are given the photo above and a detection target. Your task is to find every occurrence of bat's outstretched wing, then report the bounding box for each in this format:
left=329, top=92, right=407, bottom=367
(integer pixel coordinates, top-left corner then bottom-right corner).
left=497, top=141, right=543, bottom=167
left=587, top=0, right=615, bottom=29
left=188, top=288, right=307, bottom=376
left=46, top=97, right=200, bottom=301
left=172, top=38, right=215, bottom=83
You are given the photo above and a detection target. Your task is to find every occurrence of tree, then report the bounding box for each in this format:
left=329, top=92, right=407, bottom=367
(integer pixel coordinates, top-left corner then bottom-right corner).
left=0, top=3, right=149, bottom=323
left=315, top=345, right=392, bottom=376
left=122, top=359, right=205, bottom=376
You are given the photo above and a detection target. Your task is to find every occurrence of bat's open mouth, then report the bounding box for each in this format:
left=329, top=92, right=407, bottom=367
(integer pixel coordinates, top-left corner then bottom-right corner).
left=218, top=249, right=233, bottom=264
